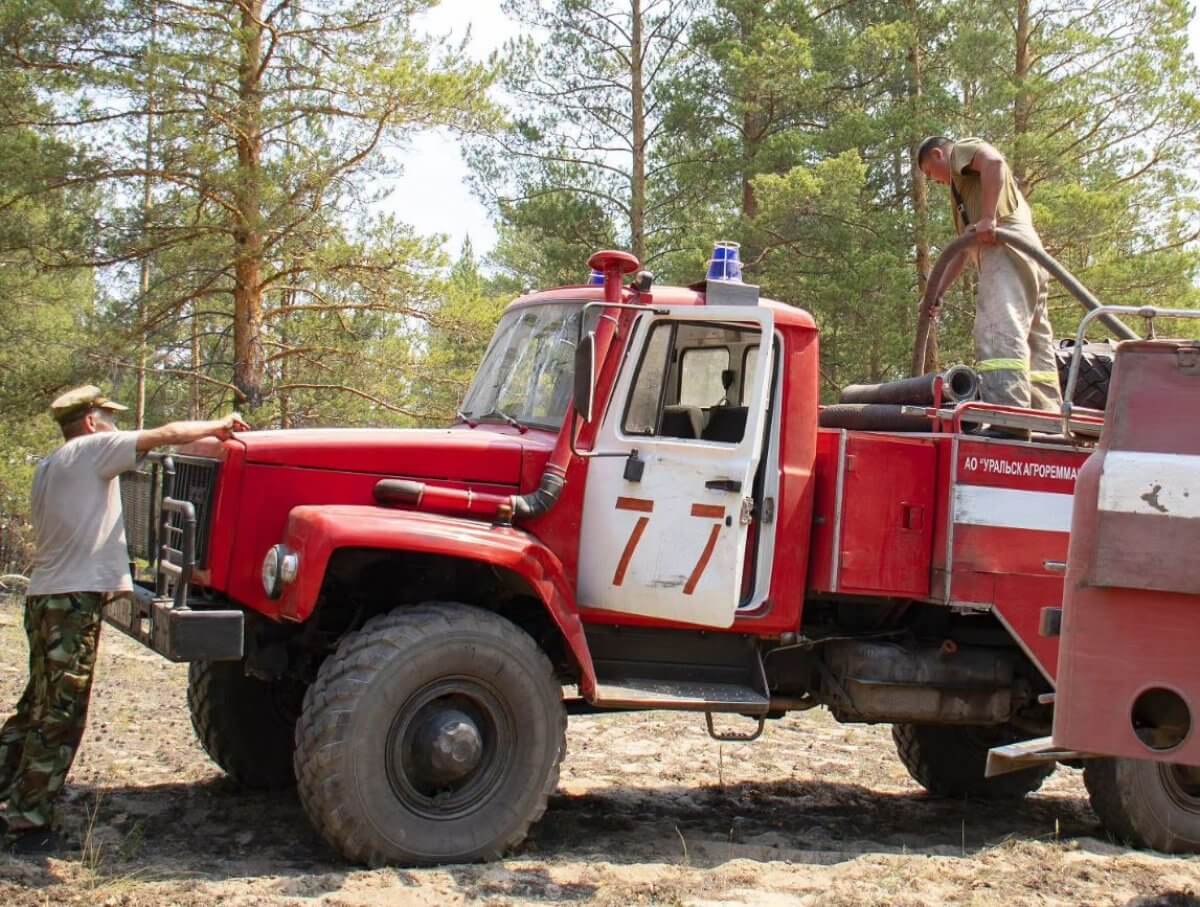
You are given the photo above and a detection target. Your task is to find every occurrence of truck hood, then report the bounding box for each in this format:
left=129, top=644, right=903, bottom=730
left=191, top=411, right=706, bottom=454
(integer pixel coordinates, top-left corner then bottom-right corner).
left=232, top=427, right=542, bottom=486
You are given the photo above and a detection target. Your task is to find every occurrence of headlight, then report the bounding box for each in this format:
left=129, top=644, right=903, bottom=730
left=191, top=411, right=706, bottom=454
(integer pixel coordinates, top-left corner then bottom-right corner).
left=279, top=549, right=299, bottom=585
left=262, top=545, right=301, bottom=598
left=261, top=546, right=281, bottom=597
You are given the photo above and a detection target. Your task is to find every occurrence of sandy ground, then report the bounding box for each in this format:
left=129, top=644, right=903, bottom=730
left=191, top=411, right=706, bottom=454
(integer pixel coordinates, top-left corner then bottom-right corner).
left=0, top=596, right=1197, bottom=906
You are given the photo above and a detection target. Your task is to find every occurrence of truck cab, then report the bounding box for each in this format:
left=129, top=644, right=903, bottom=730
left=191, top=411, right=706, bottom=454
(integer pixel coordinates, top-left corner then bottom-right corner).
left=113, top=247, right=1099, bottom=866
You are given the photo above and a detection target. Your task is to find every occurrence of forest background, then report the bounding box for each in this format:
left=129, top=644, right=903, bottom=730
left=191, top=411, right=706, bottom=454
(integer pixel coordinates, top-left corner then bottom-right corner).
left=1, top=0, right=1198, bottom=570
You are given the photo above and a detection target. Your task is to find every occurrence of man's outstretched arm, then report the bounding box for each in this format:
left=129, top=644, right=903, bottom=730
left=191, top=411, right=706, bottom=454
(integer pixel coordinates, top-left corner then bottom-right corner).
left=135, top=413, right=250, bottom=453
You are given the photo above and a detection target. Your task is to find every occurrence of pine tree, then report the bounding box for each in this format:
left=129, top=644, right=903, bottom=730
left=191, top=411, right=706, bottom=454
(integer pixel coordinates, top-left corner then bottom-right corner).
left=2, top=0, right=497, bottom=416
left=469, top=0, right=700, bottom=285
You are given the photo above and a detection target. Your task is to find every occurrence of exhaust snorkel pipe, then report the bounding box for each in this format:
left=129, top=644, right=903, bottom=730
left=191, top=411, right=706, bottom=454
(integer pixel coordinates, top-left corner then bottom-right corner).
left=509, top=469, right=567, bottom=521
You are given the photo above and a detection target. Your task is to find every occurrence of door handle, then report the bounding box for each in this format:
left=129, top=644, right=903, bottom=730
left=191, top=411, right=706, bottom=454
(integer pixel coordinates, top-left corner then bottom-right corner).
left=705, top=479, right=742, bottom=493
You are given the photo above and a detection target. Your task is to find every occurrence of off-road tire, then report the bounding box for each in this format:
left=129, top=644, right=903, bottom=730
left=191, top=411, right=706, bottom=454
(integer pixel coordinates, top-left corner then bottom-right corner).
left=293, top=602, right=566, bottom=866
left=1083, top=758, right=1200, bottom=854
left=892, top=723, right=1054, bottom=799
left=187, top=660, right=300, bottom=790
left=1055, top=340, right=1114, bottom=411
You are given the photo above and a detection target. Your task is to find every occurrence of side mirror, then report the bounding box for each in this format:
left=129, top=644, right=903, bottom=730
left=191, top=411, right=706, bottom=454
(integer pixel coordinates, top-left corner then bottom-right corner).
left=574, top=331, right=597, bottom=422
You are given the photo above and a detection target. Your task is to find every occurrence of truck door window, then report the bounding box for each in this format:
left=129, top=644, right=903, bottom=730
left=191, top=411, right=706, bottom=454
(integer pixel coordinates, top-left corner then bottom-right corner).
left=622, top=323, right=673, bottom=435
left=741, top=347, right=759, bottom=404
left=679, top=348, right=730, bottom=406
left=622, top=320, right=761, bottom=443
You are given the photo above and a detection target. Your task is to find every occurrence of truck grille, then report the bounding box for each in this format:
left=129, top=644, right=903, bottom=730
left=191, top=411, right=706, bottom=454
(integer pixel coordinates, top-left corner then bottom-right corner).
left=169, top=457, right=219, bottom=567
left=120, top=465, right=159, bottom=561
left=120, top=455, right=220, bottom=569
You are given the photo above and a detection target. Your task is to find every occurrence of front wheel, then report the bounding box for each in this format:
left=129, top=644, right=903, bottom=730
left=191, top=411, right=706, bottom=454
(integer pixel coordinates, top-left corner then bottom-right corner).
left=294, top=603, right=566, bottom=866
left=1084, top=758, right=1200, bottom=854
left=188, top=661, right=301, bottom=790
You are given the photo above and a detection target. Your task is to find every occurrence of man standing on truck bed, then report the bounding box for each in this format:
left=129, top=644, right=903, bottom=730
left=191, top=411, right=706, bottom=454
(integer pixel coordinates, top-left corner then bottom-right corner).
left=0, top=386, right=248, bottom=853
left=917, top=136, right=1062, bottom=420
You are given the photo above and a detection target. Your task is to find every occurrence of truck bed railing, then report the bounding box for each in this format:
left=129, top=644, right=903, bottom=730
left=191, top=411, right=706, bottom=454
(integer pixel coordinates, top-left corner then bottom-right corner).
left=898, top=400, right=1106, bottom=440
left=1061, top=304, right=1200, bottom=440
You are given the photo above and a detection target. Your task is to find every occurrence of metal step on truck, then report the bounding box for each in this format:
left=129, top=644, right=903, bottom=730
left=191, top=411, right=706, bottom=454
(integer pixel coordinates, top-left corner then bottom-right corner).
left=110, top=238, right=1141, bottom=866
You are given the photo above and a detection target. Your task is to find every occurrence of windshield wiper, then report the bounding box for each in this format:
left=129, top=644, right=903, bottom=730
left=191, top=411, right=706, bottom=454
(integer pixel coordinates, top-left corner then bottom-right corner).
left=481, top=408, right=529, bottom=434
left=456, top=409, right=478, bottom=428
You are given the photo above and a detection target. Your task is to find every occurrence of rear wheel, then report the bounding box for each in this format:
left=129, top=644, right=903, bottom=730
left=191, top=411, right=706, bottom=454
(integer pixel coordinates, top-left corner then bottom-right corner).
left=893, top=723, right=1053, bottom=799
left=1084, top=758, right=1200, bottom=853
left=187, top=660, right=302, bottom=790
left=293, top=602, right=566, bottom=866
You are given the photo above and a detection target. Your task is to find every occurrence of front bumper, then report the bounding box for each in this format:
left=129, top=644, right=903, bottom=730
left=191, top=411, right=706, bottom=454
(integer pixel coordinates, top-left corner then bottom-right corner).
left=111, top=455, right=243, bottom=661
left=105, top=585, right=244, bottom=662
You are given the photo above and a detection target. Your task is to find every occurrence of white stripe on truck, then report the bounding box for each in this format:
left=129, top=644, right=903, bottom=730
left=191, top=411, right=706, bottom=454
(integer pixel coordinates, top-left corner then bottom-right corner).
left=1098, top=450, right=1200, bottom=518
left=953, top=485, right=1073, bottom=532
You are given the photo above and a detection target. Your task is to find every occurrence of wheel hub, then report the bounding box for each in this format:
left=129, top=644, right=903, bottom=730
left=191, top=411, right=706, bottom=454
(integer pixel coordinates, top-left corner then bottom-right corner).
left=403, top=706, right=485, bottom=788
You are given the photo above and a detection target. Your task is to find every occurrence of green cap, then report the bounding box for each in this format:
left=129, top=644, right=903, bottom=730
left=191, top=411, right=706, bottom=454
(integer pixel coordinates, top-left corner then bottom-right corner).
left=50, top=385, right=129, bottom=425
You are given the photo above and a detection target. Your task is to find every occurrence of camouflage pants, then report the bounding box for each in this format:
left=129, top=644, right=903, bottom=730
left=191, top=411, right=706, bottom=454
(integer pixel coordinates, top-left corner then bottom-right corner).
left=0, top=592, right=103, bottom=829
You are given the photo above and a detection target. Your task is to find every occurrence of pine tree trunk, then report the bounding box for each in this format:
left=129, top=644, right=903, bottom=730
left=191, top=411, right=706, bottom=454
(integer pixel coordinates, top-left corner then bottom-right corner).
left=738, top=8, right=761, bottom=265
left=190, top=302, right=201, bottom=419
left=136, top=0, right=157, bottom=429
left=232, top=0, right=265, bottom=405
left=1013, top=0, right=1032, bottom=191
left=739, top=6, right=758, bottom=222
left=908, top=0, right=937, bottom=373
left=279, top=288, right=292, bottom=429
left=741, top=130, right=757, bottom=222
left=629, top=0, right=646, bottom=264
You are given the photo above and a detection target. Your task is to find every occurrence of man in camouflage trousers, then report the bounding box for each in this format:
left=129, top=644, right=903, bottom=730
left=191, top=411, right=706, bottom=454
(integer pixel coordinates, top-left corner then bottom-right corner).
left=0, top=386, right=247, bottom=852
left=917, top=136, right=1062, bottom=438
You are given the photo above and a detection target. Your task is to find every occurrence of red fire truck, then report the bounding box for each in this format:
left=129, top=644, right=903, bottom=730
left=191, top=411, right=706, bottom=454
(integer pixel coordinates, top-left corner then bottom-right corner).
left=112, top=244, right=1137, bottom=866
left=984, top=304, right=1200, bottom=855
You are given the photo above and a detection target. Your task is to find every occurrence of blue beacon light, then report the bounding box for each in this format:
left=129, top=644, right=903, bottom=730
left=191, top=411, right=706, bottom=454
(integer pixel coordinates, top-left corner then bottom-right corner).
left=707, top=241, right=742, bottom=282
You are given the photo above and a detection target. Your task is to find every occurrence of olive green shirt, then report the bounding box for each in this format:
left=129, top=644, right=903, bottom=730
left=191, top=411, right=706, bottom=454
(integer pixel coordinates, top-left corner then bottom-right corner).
left=949, top=138, right=1034, bottom=234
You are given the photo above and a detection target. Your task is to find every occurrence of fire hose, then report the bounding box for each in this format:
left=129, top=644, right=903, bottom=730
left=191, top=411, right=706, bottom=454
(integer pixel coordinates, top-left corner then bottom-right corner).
left=821, top=364, right=981, bottom=431
left=911, top=227, right=1139, bottom=377
left=840, top=364, right=979, bottom=406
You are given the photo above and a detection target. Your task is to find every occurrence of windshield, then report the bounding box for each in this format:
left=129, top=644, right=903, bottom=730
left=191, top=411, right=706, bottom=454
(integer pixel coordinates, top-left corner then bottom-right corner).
left=461, top=301, right=597, bottom=429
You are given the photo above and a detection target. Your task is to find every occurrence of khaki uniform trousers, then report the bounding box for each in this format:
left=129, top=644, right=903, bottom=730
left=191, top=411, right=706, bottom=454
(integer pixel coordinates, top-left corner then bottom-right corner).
left=973, top=227, right=1063, bottom=412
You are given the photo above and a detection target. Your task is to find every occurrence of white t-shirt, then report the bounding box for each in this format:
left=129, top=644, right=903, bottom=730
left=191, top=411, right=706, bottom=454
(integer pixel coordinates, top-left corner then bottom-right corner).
left=27, top=431, right=141, bottom=596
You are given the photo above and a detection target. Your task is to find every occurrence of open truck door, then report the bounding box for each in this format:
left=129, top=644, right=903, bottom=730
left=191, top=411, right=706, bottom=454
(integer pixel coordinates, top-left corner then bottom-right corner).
left=577, top=305, right=775, bottom=628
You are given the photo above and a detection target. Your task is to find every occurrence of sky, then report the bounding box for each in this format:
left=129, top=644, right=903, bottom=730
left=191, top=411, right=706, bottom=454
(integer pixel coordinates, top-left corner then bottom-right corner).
left=389, top=2, right=1200, bottom=262
left=382, top=0, right=518, bottom=258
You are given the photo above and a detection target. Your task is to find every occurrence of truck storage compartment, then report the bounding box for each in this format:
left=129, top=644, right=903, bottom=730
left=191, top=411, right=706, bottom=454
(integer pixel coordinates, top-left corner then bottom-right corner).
left=809, top=432, right=937, bottom=599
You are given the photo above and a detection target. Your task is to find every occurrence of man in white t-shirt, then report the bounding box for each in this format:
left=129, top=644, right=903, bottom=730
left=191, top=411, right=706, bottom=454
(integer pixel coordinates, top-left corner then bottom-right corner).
left=0, top=385, right=247, bottom=852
